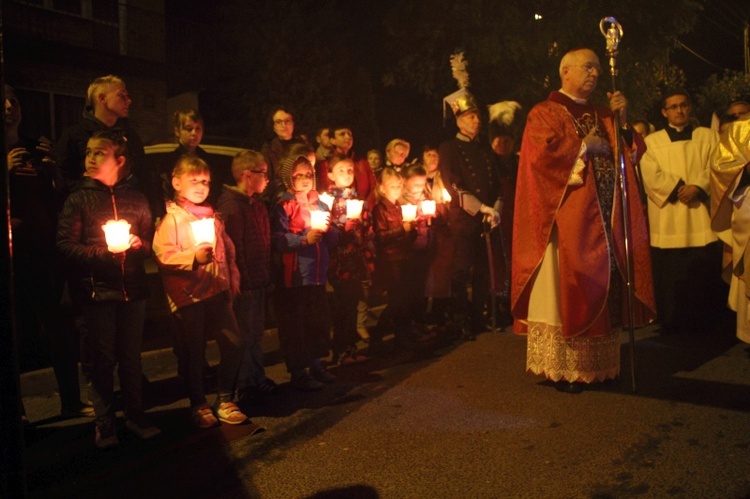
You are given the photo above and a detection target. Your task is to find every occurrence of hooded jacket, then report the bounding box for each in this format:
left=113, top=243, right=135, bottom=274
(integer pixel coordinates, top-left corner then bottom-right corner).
left=56, top=176, right=153, bottom=303
left=272, top=190, right=340, bottom=288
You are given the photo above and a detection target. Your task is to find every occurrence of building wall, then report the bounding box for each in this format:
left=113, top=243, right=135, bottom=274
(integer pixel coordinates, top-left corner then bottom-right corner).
left=4, top=0, right=168, bottom=144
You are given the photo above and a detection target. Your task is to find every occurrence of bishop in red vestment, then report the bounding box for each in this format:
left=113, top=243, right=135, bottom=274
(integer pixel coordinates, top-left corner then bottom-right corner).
left=511, top=48, right=655, bottom=391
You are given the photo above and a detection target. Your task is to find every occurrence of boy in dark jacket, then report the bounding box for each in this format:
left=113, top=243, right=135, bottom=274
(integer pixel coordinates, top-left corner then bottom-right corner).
left=217, top=150, right=278, bottom=402
left=57, top=130, right=159, bottom=449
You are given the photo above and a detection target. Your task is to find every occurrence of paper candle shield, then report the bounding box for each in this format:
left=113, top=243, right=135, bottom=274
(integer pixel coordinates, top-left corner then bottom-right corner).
left=190, top=218, right=216, bottom=245
left=346, top=199, right=364, bottom=219
left=318, top=192, right=334, bottom=210
left=102, top=219, right=131, bottom=253
left=421, top=200, right=436, bottom=216
left=310, top=210, right=330, bottom=231
left=401, top=204, right=417, bottom=222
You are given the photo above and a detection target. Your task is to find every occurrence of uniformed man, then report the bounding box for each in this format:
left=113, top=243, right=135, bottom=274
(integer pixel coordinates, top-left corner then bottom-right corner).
left=439, top=89, right=502, bottom=339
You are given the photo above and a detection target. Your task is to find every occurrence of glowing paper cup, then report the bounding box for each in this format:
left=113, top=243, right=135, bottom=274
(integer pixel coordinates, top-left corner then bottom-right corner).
left=102, top=219, right=131, bottom=253
left=401, top=204, right=417, bottom=222
left=318, top=192, right=334, bottom=210
left=310, top=211, right=330, bottom=231
left=421, top=200, right=436, bottom=217
left=190, top=218, right=216, bottom=245
left=441, top=188, right=452, bottom=203
left=346, top=199, right=364, bottom=219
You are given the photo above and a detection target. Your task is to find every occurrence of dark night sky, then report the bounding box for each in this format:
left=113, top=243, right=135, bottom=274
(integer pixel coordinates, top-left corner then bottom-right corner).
left=165, top=0, right=750, bottom=149
left=671, top=0, right=748, bottom=85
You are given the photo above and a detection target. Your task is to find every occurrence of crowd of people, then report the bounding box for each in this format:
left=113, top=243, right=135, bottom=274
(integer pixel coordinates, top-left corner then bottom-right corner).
left=6, top=46, right=750, bottom=448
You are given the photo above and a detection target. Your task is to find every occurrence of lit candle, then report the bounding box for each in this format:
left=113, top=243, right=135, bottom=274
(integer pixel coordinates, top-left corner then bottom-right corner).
left=346, top=199, right=364, bottom=219
left=421, top=200, right=436, bottom=217
left=401, top=204, right=417, bottom=222
left=441, top=188, right=452, bottom=203
left=318, top=192, right=334, bottom=210
left=102, top=219, right=131, bottom=253
left=190, top=218, right=216, bottom=245
left=310, top=210, right=330, bottom=231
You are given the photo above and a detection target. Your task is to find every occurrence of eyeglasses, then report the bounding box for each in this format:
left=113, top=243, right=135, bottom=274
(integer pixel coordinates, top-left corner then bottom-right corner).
left=247, top=169, right=268, bottom=178
left=664, top=102, right=690, bottom=112
left=575, top=63, right=601, bottom=74
left=292, top=172, right=314, bottom=180
left=273, top=119, right=293, bottom=126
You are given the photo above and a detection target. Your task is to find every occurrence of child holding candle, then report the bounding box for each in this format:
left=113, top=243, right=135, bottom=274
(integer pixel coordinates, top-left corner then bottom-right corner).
left=57, top=130, right=160, bottom=449
left=152, top=156, right=250, bottom=429
left=326, top=154, right=374, bottom=365
left=421, top=145, right=455, bottom=334
left=399, top=164, right=434, bottom=341
left=371, top=167, right=416, bottom=351
left=272, top=154, right=339, bottom=390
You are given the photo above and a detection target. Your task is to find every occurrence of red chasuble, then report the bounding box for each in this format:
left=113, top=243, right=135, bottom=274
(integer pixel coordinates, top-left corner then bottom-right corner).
left=511, top=91, right=655, bottom=338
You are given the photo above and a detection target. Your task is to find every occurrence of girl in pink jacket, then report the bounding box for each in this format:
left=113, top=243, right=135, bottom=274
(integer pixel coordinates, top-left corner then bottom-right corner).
left=153, top=156, right=248, bottom=429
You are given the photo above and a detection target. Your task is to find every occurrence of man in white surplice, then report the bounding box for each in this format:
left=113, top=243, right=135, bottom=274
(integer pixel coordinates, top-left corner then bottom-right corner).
left=640, top=89, right=722, bottom=334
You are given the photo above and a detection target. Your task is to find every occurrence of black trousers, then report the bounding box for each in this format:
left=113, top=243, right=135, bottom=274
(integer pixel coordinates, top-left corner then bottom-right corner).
left=450, top=214, right=489, bottom=328
left=331, top=279, right=363, bottom=354
left=81, top=299, right=146, bottom=424
left=173, top=292, right=243, bottom=406
left=650, top=241, right=725, bottom=331
left=273, top=285, right=331, bottom=374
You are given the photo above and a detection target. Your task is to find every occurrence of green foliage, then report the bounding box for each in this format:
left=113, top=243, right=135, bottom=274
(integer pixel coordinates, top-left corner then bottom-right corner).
left=694, top=70, right=750, bottom=123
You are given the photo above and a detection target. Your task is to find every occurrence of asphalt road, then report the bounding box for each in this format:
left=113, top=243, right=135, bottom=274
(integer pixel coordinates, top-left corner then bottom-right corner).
left=20, top=325, right=750, bottom=498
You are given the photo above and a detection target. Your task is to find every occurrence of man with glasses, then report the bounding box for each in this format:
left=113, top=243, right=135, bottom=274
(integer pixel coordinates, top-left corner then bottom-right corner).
left=640, top=89, right=722, bottom=335
left=512, top=48, right=654, bottom=393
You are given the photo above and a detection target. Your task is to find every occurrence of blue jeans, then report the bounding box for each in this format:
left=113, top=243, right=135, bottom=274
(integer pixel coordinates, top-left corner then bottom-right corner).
left=233, top=288, right=267, bottom=391
left=81, top=299, right=146, bottom=425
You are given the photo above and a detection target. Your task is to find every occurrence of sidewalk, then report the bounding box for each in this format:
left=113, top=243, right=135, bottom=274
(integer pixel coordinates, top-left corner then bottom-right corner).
left=19, top=322, right=750, bottom=498
left=22, top=321, right=286, bottom=421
